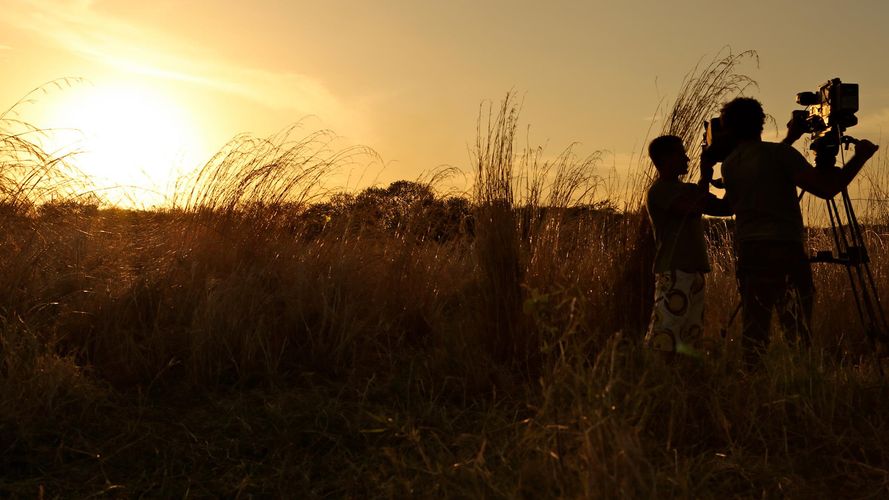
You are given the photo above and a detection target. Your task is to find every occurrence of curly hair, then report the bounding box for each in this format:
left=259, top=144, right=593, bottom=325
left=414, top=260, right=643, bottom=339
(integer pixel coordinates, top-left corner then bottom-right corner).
left=720, top=97, right=765, bottom=139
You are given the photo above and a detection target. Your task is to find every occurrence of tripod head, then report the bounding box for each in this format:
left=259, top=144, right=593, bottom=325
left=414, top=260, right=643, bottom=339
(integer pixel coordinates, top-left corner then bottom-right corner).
left=810, top=131, right=859, bottom=169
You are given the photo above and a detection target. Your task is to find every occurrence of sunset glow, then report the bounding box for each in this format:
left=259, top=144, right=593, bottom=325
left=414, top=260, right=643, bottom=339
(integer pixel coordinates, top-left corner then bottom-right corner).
left=40, top=82, right=208, bottom=206
left=1, top=0, right=887, bottom=204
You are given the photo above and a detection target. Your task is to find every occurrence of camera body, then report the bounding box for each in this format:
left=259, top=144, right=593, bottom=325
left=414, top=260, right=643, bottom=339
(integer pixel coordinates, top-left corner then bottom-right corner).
left=796, top=78, right=859, bottom=134
left=795, top=78, right=859, bottom=168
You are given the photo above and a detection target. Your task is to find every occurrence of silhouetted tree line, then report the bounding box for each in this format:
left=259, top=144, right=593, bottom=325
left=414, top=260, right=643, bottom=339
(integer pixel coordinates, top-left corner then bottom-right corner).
left=298, top=180, right=632, bottom=243
left=297, top=180, right=471, bottom=241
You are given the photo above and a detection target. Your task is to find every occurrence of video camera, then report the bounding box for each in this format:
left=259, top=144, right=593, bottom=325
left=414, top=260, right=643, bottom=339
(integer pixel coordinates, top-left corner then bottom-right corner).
left=794, top=78, right=859, bottom=168
left=796, top=78, right=859, bottom=134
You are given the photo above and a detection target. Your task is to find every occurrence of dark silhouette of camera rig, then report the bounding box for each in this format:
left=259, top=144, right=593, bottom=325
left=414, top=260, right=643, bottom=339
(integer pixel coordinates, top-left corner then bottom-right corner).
left=796, top=79, right=889, bottom=355
left=794, top=78, right=860, bottom=168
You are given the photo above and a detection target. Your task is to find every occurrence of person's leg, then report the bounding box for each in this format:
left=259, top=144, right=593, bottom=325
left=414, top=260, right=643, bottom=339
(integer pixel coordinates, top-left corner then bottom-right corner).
left=678, top=271, right=706, bottom=356
left=645, top=272, right=680, bottom=352
left=739, top=272, right=779, bottom=365
left=738, top=242, right=784, bottom=367
left=793, top=257, right=815, bottom=346
left=776, top=243, right=814, bottom=346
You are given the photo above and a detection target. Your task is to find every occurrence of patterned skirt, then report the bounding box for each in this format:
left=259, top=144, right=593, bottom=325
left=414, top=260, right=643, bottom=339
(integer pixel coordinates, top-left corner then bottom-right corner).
left=643, top=270, right=706, bottom=356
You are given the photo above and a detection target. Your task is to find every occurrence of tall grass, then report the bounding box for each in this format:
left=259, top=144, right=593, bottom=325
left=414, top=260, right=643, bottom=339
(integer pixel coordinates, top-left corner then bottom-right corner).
left=471, top=96, right=532, bottom=375
left=0, top=79, right=92, bottom=214
left=173, top=125, right=373, bottom=223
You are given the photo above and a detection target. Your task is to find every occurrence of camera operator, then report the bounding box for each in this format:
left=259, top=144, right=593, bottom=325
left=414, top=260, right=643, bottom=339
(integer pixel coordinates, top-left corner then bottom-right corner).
left=716, top=97, right=879, bottom=367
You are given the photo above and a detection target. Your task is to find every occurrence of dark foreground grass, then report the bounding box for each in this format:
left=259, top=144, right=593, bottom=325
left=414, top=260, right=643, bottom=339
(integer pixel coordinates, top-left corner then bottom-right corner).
left=4, top=299, right=889, bottom=498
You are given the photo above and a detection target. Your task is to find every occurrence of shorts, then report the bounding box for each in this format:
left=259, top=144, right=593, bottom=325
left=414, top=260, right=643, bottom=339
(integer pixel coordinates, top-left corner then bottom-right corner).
left=643, top=270, right=706, bottom=355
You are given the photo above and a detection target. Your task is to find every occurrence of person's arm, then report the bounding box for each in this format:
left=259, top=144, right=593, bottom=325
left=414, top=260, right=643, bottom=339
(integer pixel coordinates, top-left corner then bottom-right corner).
left=668, top=159, right=733, bottom=218
left=697, top=153, right=716, bottom=190
left=702, top=195, right=733, bottom=217
left=696, top=154, right=733, bottom=216
left=793, top=140, right=880, bottom=199
left=667, top=190, right=732, bottom=216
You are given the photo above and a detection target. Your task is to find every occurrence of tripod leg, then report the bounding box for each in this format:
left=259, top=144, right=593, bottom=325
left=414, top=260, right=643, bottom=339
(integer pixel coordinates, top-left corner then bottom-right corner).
left=826, top=197, right=870, bottom=341
left=842, top=191, right=889, bottom=344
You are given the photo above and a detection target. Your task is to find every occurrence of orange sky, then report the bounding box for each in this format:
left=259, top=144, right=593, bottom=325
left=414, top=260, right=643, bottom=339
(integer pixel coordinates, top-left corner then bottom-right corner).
left=1, top=0, right=888, bottom=205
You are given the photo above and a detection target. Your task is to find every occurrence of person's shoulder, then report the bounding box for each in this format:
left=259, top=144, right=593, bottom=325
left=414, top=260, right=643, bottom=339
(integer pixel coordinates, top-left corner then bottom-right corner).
left=763, top=140, right=803, bottom=156
left=725, top=141, right=757, bottom=163
left=647, top=178, right=688, bottom=208
left=763, top=141, right=810, bottom=174
left=645, top=179, right=657, bottom=197
left=648, top=177, right=667, bottom=191
left=646, top=179, right=663, bottom=203
left=647, top=178, right=669, bottom=200
left=768, top=141, right=809, bottom=162
left=648, top=178, right=679, bottom=195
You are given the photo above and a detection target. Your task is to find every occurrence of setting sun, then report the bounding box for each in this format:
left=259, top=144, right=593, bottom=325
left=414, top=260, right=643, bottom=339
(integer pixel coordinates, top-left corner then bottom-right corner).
left=40, top=82, right=208, bottom=206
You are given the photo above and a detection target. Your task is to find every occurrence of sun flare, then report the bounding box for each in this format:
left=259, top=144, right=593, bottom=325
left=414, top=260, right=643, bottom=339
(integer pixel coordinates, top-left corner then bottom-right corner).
left=40, top=82, right=209, bottom=206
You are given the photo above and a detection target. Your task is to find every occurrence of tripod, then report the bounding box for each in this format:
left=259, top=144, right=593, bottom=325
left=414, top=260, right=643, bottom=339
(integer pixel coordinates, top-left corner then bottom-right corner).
left=802, top=128, right=889, bottom=372
left=809, top=174, right=889, bottom=355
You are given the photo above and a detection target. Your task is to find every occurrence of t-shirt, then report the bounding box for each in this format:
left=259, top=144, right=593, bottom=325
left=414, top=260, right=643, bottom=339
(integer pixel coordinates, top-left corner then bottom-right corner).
left=721, top=141, right=809, bottom=243
left=646, top=178, right=711, bottom=273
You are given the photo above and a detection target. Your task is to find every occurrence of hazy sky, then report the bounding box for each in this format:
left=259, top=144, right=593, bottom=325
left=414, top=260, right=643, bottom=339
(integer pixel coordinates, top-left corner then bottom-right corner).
left=2, top=0, right=888, bottom=201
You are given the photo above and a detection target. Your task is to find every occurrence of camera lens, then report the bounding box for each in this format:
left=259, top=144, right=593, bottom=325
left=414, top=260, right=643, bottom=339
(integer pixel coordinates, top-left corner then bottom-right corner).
left=796, top=91, right=820, bottom=106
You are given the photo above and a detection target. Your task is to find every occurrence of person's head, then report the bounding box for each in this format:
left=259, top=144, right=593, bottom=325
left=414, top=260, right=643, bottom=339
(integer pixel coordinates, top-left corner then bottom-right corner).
left=720, top=97, right=765, bottom=140
left=648, top=135, right=689, bottom=177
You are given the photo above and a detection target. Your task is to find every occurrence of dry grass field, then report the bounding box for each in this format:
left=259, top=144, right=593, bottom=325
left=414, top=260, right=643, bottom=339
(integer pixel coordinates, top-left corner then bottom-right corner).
left=3, top=55, right=889, bottom=498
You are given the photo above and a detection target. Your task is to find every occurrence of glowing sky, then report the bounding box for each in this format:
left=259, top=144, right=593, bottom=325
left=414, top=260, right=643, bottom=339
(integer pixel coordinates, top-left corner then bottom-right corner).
left=1, top=0, right=888, bottom=204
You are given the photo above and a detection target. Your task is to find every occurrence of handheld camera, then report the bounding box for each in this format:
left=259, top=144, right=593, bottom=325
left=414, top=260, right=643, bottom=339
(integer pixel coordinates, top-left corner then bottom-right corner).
left=700, top=116, right=733, bottom=188
left=701, top=116, right=734, bottom=163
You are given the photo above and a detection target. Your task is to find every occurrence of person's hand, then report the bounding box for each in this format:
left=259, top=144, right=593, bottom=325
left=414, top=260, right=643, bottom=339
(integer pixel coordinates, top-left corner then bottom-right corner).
left=784, top=112, right=808, bottom=144
left=855, top=139, right=879, bottom=161
left=700, top=165, right=714, bottom=183
left=700, top=152, right=716, bottom=180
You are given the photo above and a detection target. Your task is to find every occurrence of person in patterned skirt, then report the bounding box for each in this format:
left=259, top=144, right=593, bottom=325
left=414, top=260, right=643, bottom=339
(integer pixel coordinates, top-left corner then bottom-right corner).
left=643, top=135, right=731, bottom=356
